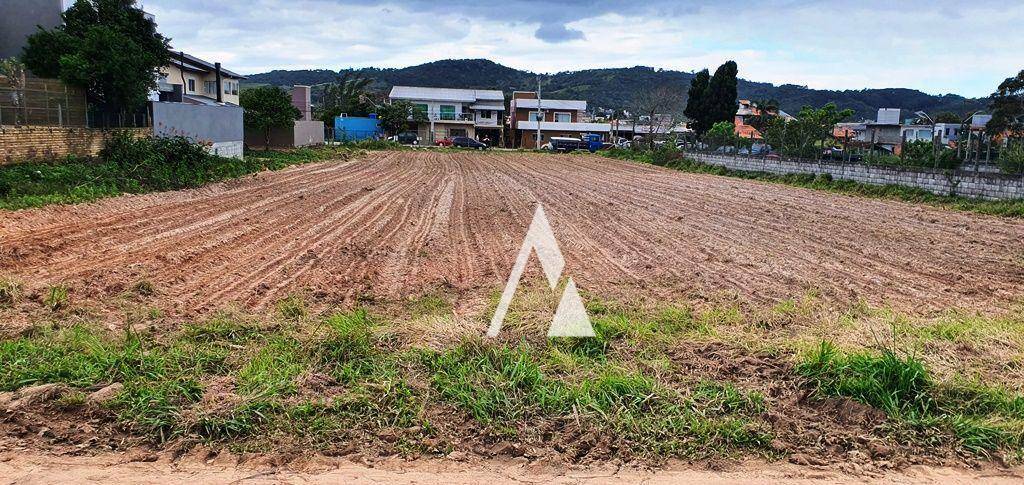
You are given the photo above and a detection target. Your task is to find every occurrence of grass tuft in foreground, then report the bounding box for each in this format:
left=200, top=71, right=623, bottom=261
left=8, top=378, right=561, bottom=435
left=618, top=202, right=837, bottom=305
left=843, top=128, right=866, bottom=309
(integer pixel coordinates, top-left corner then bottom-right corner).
left=797, top=341, right=1024, bottom=453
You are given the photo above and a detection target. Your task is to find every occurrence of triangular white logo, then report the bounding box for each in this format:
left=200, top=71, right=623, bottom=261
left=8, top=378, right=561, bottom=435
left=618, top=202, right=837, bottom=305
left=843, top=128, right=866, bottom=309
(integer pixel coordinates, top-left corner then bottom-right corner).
left=548, top=278, right=595, bottom=337
left=486, top=205, right=594, bottom=338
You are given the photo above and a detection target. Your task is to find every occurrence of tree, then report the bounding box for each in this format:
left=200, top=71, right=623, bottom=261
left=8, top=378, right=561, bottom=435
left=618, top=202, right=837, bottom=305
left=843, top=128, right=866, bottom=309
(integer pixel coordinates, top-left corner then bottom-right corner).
left=705, top=61, right=739, bottom=127
left=375, top=100, right=427, bottom=136
left=21, top=0, right=170, bottom=114
left=684, top=69, right=710, bottom=135
left=632, top=83, right=684, bottom=148
left=704, top=121, right=738, bottom=149
left=763, top=102, right=853, bottom=158
left=747, top=98, right=780, bottom=133
left=934, top=111, right=961, bottom=124
left=240, top=86, right=300, bottom=149
left=316, top=73, right=374, bottom=124
left=683, top=61, right=738, bottom=137
left=988, top=69, right=1024, bottom=138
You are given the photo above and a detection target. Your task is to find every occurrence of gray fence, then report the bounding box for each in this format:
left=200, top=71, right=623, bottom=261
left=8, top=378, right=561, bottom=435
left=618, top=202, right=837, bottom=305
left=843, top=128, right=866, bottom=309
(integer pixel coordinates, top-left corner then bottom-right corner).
left=685, top=151, right=1024, bottom=200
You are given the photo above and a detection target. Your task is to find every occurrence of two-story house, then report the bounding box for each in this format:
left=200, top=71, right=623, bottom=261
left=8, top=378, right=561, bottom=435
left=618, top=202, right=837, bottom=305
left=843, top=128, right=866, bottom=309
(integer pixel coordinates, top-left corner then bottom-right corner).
left=508, top=91, right=611, bottom=148
left=155, top=51, right=246, bottom=106
left=387, top=86, right=505, bottom=144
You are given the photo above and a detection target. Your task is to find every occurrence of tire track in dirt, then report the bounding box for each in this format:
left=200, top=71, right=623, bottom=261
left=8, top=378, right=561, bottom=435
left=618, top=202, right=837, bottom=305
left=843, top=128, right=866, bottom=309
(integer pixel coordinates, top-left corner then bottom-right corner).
left=2, top=150, right=1022, bottom=326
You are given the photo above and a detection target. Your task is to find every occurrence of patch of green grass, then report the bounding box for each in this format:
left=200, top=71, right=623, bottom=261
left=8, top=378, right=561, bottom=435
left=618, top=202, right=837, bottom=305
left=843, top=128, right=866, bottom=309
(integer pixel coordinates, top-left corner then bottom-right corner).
left=276, top=294, right=308, bottom=320
left=697, top=306, right=744, bottom=329
left=420, top=341, right=771, bottom=456
left=182, top=313, right=263, bottom=344
left=796, top=341, right=1024, bottom=453
left=237, top=337, right=306, bottom=397
left=407, top=294, right=453, bottom=318
left=604, top=149, right=1024, bottom=218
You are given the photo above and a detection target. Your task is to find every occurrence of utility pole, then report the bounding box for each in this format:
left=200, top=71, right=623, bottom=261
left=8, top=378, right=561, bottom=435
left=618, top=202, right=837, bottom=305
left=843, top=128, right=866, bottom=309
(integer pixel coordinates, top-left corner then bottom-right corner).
left=536, top=75, right=543, bottom=149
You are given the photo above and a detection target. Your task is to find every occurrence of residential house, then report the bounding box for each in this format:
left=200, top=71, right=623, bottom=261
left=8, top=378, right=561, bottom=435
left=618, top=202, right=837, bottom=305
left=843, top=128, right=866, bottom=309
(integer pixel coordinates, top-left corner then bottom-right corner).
left=833, top=122, right=867, bottom=142
left=508, top=91, right=611, bottom=148
left=863, top=108, right=904, bottom=153
left=151, top=50, right=245, bottom=158
left=387, top=86, right=505, bottom=144
left=933, top=123, right=963, bottom=145
left=156, top=51, right=245, bottom=106
left=733, top=100, right=794, bottom=140
left=901, top=124, right=934, bottom=143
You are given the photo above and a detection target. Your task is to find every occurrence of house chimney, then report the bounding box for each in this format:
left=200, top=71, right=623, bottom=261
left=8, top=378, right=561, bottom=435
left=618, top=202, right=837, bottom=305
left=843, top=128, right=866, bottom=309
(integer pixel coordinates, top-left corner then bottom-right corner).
left=215, top=62, right=223, bottom=103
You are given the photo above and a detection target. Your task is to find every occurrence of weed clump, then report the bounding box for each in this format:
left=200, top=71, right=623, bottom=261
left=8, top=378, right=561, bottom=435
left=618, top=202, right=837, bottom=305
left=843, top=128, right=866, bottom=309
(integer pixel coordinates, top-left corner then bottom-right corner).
left=0, top=278, right=21, bottom=307
left=43, top=285, right=69, bottom=311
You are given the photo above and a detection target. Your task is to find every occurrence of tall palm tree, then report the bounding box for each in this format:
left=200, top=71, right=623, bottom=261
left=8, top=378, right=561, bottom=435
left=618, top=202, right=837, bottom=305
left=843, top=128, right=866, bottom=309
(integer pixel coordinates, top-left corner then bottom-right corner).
left=318, top=73, right=373, bottom=123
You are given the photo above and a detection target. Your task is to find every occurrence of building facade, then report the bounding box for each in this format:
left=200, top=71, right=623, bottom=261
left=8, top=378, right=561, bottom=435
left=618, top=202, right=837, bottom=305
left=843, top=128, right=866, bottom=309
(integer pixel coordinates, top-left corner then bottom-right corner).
left=387, top=86, right=504, bottom=144
left=0, top=0, right=63, bottom=59
left=156, top=52, right=245, bottom=106
left=508, top=91, right=610, bottom=148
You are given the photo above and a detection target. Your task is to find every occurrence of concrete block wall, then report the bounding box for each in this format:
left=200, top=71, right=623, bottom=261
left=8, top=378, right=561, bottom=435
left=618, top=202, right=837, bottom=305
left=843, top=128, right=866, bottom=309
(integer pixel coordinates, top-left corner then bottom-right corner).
left=687, top=152, right=1024, bottom=200
left=0, top=126, right=151, bottom=164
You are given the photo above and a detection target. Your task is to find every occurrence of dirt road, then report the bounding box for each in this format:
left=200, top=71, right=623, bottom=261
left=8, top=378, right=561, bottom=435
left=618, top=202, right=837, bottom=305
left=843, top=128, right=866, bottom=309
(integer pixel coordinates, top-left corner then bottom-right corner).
left=1, top=451, right=1021, bottom=485
left=1, top=151, right=1022, bottom=324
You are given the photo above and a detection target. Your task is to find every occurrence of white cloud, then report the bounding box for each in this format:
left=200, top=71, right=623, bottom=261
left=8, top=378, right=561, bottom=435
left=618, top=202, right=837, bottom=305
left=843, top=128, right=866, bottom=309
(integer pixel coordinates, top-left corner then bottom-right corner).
left=142, top=0, right=1024, bottom=97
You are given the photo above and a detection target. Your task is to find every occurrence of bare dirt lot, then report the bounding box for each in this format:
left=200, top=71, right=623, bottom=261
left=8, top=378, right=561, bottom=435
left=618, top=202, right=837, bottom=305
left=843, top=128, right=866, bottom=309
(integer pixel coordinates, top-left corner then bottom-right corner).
left=1, top=150, right=1022, bottom=327
left=3, top=150, right=1024, bottom=483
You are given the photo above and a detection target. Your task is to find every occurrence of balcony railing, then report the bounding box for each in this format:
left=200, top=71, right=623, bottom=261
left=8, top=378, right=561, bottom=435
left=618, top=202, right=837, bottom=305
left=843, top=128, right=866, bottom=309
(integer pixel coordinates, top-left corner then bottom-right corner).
left=414, top=111, right=475, bottom=122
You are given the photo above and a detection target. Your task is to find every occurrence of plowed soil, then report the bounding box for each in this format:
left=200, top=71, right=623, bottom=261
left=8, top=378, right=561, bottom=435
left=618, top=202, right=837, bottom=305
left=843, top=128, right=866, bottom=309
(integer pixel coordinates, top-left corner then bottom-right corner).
left=2, top=151, right=1022, bottom=326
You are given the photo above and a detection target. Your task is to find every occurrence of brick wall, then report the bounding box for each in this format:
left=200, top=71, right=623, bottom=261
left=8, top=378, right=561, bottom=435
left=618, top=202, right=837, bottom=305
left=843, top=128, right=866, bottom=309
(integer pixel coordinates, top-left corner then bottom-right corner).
left=686, top=152, right=1024, bottom=201
left=0, top=126, right=151, bottom=164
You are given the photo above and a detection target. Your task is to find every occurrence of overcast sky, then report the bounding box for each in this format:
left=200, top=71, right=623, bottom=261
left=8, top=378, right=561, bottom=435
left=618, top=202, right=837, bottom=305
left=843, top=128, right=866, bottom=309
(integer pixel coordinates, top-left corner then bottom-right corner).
left=139, top=0, right=1022, bottom=97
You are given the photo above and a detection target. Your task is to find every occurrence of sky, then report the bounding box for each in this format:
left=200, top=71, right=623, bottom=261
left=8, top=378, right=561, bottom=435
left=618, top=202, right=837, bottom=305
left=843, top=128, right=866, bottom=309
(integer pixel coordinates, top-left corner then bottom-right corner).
left=139, top=0, right=1023, bottom=98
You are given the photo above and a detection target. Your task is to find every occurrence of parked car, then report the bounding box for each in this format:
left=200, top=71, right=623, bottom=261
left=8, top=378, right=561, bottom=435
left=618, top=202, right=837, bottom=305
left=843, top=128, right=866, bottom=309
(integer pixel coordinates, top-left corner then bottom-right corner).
left=393, top=131, right=419, bottom=145
left=452, top=136, right=488, bottom=149
left=821, top=147, right=862, bottom=162
left=547, top=137, right=587, bottom=152
left=435, top=137, right=453, bottom=147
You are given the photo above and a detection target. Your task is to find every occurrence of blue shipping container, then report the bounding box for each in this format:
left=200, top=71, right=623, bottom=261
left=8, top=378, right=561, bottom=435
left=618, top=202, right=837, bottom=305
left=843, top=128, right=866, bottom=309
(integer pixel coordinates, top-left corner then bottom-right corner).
left=335, top=116, right=380, bottom=141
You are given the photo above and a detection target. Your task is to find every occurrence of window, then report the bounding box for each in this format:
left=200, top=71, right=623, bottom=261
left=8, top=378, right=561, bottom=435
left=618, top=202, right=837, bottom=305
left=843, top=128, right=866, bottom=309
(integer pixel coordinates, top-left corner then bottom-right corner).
left=439, top=105, right=456, bottom=120
left=554, top=112, right=571, bottom=123
left=204, top=81, right=217, bottom=95
left=479, top=110, right=492, bottom=119
left=415, top=104, right=428, bottom=116
left=531, top=133, right=545, bottom=141
left=529, top=111, right=543, bottom=121
left=187, top=79, right=196, bottom=92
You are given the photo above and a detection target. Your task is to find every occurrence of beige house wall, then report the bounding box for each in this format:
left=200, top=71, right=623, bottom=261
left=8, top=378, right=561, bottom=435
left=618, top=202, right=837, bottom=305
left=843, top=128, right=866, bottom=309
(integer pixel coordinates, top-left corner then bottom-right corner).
left=160, top=64, right=241, bottom=105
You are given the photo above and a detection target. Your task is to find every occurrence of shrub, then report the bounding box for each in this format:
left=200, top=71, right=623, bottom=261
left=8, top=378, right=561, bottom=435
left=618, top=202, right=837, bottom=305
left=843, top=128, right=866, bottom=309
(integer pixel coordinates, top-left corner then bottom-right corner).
left=998, top=142, right=1024, bottom=174
left=100, top=132, right=233, bottom=191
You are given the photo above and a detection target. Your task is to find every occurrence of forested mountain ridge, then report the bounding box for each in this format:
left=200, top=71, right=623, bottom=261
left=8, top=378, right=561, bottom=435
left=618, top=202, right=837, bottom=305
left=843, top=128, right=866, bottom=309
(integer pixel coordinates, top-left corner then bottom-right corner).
left=245, top=59, right=987, bottom=121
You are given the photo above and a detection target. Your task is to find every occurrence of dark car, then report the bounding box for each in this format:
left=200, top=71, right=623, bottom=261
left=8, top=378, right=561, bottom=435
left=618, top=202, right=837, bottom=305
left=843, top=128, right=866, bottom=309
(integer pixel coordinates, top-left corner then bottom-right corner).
left=394, top=131, right=419, bottom=145
left=452, top=136, right=487, bottom=149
